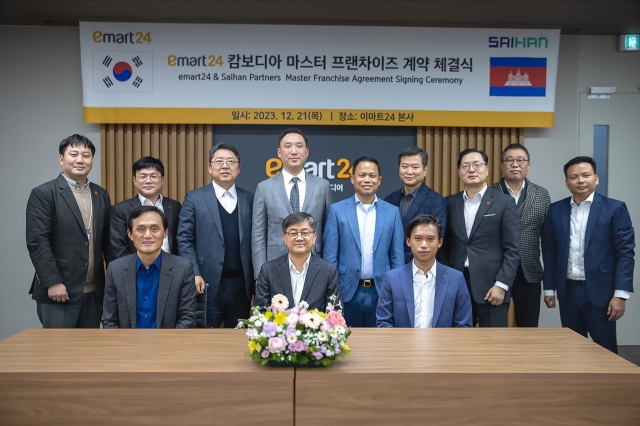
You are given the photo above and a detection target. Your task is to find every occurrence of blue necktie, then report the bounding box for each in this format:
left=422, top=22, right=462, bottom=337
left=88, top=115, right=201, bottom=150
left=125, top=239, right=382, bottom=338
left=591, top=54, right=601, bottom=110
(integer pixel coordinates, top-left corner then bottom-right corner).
left=290, top=177, right=300, bottom=212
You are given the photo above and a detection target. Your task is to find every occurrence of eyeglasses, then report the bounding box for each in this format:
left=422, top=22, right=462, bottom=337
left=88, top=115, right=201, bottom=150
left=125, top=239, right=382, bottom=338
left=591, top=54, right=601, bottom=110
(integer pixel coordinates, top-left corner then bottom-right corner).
left=459, top=162, right=486, bottom=172
left=502, top=158, right=529, bottom=166
left=285, top=230, right=314, bottom=239
left=211, top=158, right=238, bottom=167
left=136, top=174, right=161, bottom=181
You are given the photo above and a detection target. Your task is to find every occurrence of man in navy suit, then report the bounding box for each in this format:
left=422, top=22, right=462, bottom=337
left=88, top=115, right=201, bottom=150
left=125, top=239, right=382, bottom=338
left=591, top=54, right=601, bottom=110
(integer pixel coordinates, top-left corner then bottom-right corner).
left=543, top=156, right=634, bottom=353
left=177, top=143, right=254, bottom=328
left=323, top=156, right=404, bottom=327
left=377, top=215, right=472, bottom=328
left=385, top=147, right=447, bottom=264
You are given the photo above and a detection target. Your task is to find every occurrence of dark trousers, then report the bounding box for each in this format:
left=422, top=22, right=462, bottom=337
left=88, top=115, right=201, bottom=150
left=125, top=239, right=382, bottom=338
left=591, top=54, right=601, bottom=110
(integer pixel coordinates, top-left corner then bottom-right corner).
left=36, top=292, right=102, bottom=328
left=511, top=265, right=541, bottom=327
left=559, top=279, right=618, bottom=354
left=463, top=268, right=508, bottom=327
left=208, top=274, right=250, bottom=328
left=344, top=284, right=378, bottom=327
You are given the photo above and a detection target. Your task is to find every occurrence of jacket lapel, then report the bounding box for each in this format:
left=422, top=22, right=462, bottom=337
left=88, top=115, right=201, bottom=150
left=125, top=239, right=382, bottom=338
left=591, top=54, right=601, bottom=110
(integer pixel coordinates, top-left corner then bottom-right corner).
left=299, top=254, right=319, bottom=303
left=58, top=175, right=87, bottom=234
left=301, top=173, right=314, bottom=212
left=454, top=193, right=467, bottom=240
left=237, top=189, right=247, bottom=242
left=345, top=198, right=362, bottom=254
left=273, top=173, right=293, bottom=214
left=124, top=256, right=138, bottom=328
left=520, top=179, right=535, bottom=219
left=399, top=264, right=415, bottom=327
left=468, top=189, right=494, bottom=240
left=203, top=185, right=224, bottom=240
left=584, top=194, right=603, bottom=252
left=560, top=198, right=571, bottom=245
left=432, top=262, right=448, bottom=327
left=156, top=256, right=174, bottom=328
left=277, top=256, right=295, bottom=304
left=372, top=200, right=385, bottom=252
left=404, top=185, right=429, bottom=226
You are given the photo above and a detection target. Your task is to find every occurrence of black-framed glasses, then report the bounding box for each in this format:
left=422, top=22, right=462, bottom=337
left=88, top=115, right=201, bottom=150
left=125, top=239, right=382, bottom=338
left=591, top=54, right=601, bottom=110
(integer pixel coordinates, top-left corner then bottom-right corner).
left=459, top=162, right=486, bottom=172
left=502, top=158, right=529, bottom=166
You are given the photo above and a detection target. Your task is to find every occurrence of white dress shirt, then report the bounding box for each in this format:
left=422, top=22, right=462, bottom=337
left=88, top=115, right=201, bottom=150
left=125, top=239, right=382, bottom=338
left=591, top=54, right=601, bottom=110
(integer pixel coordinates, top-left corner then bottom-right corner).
left=505, top=180, right=525, bottom=205
left=543, top=191, right=630, bottom=299
left=138, top=193, right=170, bottom=253
left=211, top=181, right=238, bottom=214
left=288, top=254, right=311, bottom=306
left=462, top=184, right=509, bottom=292
left=355, top=194, right=377, bottom=280
left=413, top=260, right=437, bottom=328
left=281, top=169, right=306, bottom=208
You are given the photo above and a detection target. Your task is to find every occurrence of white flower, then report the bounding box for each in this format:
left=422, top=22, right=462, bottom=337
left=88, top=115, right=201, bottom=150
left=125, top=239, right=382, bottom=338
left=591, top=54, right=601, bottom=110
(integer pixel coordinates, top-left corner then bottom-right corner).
left=271, top=294, right=289, bottom=313
left=329, top=330, right=337, bottom=339
left=254, top=320, right=263, bottom=327
left=276, top=326, right=283, bottom=333
left=317, top=332, right=328, bottom=342
left=326, top=350, right=334, bottom=357
left=296, top=330, right=302, bottom=336
left=287, top=334, right=297, bottom=343
left=300, top=313, right=323, bottom=330
left=335, top=325, right=345, bottom=334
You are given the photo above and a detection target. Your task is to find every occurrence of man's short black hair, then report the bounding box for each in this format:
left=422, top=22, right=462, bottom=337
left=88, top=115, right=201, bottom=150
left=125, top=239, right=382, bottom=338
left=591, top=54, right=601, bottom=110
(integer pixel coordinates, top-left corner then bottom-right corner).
left=278, top=128, right=308, bottom=147
left=501, top=143, right=530, bottom=161
left=132, top=156, right=165, bottom=176
left=564, top=156, right=597, bottom=178
left=127, top=206, right=168, bottom=232
left=282, top=212, right=317, bottom=233
left=457, top=148, right=489, bottom=168
left=398, top=146, right=428, bottom=167
left=209, top=143, right=241, bottom=164
left=59, top=134, right=95, bottom=156
left=352, top=156, right=381, bottom=176
left=404, top=214, right=442, bottom=240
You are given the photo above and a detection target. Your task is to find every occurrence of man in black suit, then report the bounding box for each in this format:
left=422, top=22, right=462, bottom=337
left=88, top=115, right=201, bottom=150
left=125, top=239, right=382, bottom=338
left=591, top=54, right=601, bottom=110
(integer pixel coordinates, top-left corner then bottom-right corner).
left=439, top=148, right=521, bottom=327
left=492, top=144, right=551, bottom=327
left=26, top=134, right=111, bottom=328
left=107, top=156, right=181, bottom=262
left=255, top=212, right=342, bottom=312
left=178, top=143, right=254, bottom=328
left=385, top=147, right=447, bottom=264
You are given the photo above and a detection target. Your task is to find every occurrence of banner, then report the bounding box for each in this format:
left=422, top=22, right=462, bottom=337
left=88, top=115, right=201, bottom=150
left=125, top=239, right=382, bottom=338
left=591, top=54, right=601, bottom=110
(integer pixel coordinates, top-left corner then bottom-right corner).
left=79, top=22, right=560, bottom=127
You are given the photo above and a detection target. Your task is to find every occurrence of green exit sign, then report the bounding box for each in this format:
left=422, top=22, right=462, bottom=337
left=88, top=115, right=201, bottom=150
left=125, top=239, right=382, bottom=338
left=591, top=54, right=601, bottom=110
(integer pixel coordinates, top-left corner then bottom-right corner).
left=619, top=34, right=639, bottom=51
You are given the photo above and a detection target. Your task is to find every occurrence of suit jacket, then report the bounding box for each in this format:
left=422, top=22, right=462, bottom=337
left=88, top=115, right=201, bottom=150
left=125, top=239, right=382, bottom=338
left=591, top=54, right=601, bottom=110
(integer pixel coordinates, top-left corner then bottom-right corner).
left=102, top=253, right=196, bottom=328
left=322, top=196, right=405, bottom=303
left=492, top=178, right=550, bottom=283
left=542, top=193, right=635, bottom=308
left=106, top=195, right=181, bottom=263
left=376, top=261, right=472, bottom=328
left=26, top=174, right=111, bottom=303
left=439, top=186, right=521, bottom=304
left=177, top=183, right=254, bottom=301
left=254, top=253, right=343, bottom=311
left=385, top=183, right=448, bottom=264
left=252, top=172, right=332, bottom=277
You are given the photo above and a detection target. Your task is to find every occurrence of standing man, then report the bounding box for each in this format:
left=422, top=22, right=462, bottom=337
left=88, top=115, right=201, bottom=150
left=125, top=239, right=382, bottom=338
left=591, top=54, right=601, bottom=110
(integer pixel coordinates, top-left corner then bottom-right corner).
left=439, top=148, right=520, bottom=327
left=492, top=144, right=551, bottom=327
left=543, top=156, right=634, bottom=353
left=103, top=206, right=196, bottom=329
left=385, top=146, right=447, bottom=263
left=377, top=215, right=472, bottom=328
left=26, top=134, right=111, bottom=328
left=252, top=128, right=332, bottom=279
left=323, top=157, right=404, bottom=327
left=177, top=143, right=254, bottom=328
left=107, top=156, right=181, bottom=263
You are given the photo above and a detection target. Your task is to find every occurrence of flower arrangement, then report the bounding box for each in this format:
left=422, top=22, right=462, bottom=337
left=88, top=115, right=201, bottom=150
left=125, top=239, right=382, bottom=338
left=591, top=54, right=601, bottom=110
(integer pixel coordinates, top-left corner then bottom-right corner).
left=237, top=294, right=351, bottom=366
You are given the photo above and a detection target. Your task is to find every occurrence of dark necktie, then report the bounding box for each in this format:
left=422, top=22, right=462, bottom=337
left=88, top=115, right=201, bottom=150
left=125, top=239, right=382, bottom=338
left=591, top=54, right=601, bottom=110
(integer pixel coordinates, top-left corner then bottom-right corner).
left=290, top=177, right=300, bottom=212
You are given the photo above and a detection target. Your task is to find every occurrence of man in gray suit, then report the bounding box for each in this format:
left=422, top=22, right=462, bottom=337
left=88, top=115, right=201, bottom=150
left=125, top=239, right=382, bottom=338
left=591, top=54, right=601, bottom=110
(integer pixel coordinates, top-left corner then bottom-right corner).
left=255, top=212, right=342, bottom=311
left=178, top=143, right=254, bottom=328
left=252, top=128, right=333, bottom=279
left=103, top=206, right=196, bottom=328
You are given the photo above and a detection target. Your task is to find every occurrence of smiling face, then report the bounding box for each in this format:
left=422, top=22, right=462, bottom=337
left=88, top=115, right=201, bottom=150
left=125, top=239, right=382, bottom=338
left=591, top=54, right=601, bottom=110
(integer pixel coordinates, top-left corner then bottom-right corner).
left=60, top=144, right=93, bottom=183
left=133, top=167, right=164, bottom=200
left=458, top=152, right=489, bottom=189
left=565, top=162, right=599, bottom=203
left=407, top=224, right=442, bottom=266
left=208, top=148, right=241, bottom=190
left=277, top=132, right=308, bottom=174
left=127, top=211, right=168, bottom=257
left=500, top=148, right=530, bottom=183
left=399, top=154, right=428, bottom=191
left=282, top=220, right=317, bottom=257
left=350, top=161, right=382, bottom=201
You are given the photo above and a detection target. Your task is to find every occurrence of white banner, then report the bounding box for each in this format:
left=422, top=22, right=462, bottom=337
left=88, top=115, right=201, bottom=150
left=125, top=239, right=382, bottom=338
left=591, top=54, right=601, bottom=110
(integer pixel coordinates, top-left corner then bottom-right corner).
left=79, top=22, right=560, bottom=127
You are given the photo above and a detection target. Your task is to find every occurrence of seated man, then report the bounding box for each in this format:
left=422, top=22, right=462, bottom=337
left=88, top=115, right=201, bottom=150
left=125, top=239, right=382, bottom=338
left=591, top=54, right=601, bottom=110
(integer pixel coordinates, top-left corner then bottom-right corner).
left=377, top=214, right=472, bottom=328
left=103, top=206, right=196, bottom=328
left=254, top=212, right=342, bottom=311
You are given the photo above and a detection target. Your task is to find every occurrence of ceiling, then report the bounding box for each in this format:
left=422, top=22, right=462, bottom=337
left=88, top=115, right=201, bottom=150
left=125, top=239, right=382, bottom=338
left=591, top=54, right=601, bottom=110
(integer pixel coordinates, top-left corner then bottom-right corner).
left=1, top=1, right=638, bottom=35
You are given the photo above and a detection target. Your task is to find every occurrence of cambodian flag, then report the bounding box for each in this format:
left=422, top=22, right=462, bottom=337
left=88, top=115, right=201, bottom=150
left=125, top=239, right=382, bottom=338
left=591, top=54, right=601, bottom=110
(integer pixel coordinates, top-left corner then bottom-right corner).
left=489, top=57, right=547, bottom=97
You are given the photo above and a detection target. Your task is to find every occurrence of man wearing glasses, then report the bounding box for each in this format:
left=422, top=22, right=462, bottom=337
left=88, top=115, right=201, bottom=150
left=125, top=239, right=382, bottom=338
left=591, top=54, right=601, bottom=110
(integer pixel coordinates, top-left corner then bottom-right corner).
left=439, top=149, right=521, bottom=327
left=254, top=212, right=342, bottom=311
left=492, top=144, right=551, bottom=327
left=177, top=144, right=254, bottom=328
left=107, top=157, right=181, bottom=263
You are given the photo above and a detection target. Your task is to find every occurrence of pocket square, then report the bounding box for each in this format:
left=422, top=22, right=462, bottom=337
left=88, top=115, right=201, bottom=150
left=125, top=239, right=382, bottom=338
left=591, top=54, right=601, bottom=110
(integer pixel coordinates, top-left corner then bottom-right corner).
left=484, top=213, right=496, bottom=217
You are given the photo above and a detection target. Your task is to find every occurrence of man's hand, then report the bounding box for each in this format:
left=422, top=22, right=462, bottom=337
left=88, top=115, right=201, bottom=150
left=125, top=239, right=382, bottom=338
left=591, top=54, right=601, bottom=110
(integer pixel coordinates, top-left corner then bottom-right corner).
left=544, top=295, right=556, bottom=308
left=48, top=283, right=69, bottom=302
left=195, top=276, right=206, bottom=295
left=484, top=286, right=505, bottom=306
left=607, top=297, right=626, bottom=321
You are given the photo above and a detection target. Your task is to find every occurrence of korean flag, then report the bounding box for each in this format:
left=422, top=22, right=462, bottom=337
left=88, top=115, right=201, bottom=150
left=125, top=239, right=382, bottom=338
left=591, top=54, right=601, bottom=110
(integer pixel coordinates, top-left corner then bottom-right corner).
left=93, top=51, right=153, bottom=93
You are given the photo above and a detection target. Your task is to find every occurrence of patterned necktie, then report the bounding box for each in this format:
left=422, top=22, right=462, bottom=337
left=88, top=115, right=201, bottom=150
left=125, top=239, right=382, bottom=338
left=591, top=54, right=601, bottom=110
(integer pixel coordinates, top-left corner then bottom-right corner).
left=290, top=177, right=300, bottom=212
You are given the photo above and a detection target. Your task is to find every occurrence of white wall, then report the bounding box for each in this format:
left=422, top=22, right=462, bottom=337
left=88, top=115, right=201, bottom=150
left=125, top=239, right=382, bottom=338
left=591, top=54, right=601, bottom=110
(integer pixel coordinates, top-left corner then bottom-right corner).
left=1, top=27, right=638, bottom=344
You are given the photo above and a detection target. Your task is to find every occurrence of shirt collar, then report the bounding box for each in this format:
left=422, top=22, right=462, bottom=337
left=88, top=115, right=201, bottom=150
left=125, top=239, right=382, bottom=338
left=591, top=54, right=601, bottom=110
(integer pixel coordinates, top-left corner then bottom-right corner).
left=61, top=173, right=90, bottom=190
left=412, top=260, right=437, bottom=279
left=463, top=184, right=488, bottom=202
left=355, top=194, right=378, bottom=207
left=570, top=191, right=595, bottom=208
left=506, top=180, right=525, bottom=197
left=211, top=180, right=237, bottom=199
left=288, top=253, right=311, bottom=274
left=281, top=168, right=306, bottom=185
left=136, top=251, right=162, bottom=271
left=402, top=182, right=423, bottom=197
left=138, top=192, right=164, bottom=206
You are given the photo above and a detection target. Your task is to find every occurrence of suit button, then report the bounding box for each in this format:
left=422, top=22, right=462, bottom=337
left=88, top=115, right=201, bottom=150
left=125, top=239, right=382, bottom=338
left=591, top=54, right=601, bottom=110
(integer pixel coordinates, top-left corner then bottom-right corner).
left=222, top=243, right=225, bottom=248
left=219, top=261, right=223, bottom=265
left=84, top=263, right=88, bottom=267
left=84, top=242, right=88, bottom=247
left=356, top=269, right=360, bottom=272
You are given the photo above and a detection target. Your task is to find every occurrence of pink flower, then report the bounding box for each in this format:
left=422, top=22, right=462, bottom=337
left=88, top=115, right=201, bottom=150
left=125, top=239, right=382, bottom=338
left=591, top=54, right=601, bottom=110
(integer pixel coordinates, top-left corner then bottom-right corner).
left=267, top=336, right=286, bottom=353
left=320, top=322, right=330, bottom=333
left=271, top=294, right=289, bottom=313
left=300, top=313, right=323, bottom=330
left=261, top=350, right=270, bottom=358
left=287, top=313, right=299, bottom=325
left=326, top=310, right=347, bottom=327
